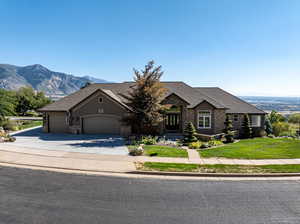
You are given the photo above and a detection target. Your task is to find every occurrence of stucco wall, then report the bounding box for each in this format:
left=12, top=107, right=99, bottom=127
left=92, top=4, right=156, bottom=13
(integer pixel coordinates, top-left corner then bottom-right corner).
left=71, top=91, right=127, bottom=125
left=44, top=111, right=68, bottom=133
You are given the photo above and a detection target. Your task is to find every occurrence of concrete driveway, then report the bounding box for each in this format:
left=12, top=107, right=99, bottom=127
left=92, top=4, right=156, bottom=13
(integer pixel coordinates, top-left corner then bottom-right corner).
left=8, top=127, right=129, bottom=155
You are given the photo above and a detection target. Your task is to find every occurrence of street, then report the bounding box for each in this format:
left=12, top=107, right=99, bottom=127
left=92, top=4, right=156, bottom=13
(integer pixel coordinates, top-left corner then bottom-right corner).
left=0, top=166, right=300, bottom=224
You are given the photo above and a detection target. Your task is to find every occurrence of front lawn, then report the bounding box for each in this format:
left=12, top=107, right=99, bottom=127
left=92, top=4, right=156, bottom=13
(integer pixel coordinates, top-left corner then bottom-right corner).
left=143, top=145, right=188, bottom=158
left=140, top=162, right=300, bottom=173
left=199, top=138, right=300, bottom=159
left=128, top=145, right=188, bottom=158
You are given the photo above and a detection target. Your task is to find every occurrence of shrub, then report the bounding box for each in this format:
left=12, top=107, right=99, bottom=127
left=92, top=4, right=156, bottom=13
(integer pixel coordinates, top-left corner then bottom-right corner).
left=140, top=135, right=158, bottom=145
left=200, top=143, right=209, bottom=149
left=7, top=136, right=16, bottom=142
left=129, top=145, right=144, bottom=156
left=188, top=141, right=202, bottom=149
left=208, top=140, right=223, bottom=147
left=224, top=115, right=234, bottom=143
left=288, top=113, right=300, bottom=124
left=264, top=117, right=273, bottom=135
left=278, top=131, right=295, bottom=137
left=3, top=120, right=19, bottom=131
left=269, top=110, right=286, bottom=123
left=242, top=114, right=252, bottom=139
left=273, top=122, right=290, bottom=137
left=183, top=122, right=198, bottom=144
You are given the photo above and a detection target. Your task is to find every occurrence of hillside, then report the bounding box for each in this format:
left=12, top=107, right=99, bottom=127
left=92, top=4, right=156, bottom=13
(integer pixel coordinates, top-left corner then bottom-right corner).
left=0, top=63, right=108, bottom=96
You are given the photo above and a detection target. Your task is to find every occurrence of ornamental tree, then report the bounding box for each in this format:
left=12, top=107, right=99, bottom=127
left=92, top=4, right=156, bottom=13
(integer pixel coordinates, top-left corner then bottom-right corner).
left=121, top=61, right=167, bottom=135
left=264, top=117, right=273, bottom=135
left=183, top=122, right=198, bottom=143
left=223, top=115, right=234, bottom=143
left=242, top=114, right=252, bottom=139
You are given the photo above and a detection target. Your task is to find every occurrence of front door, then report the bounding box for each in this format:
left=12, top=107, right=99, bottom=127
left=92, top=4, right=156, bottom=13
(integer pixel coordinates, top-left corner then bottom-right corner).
left=165, top=113, right=180, bottom=131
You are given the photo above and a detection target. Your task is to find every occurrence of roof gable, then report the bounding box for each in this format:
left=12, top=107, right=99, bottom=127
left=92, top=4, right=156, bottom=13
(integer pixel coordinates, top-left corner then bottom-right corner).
left=195, top=87, right=266, bottom=114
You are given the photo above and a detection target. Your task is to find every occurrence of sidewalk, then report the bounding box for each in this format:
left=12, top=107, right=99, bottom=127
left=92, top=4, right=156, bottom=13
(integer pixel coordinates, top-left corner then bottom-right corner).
left=1, top=144, right=300, bottom=174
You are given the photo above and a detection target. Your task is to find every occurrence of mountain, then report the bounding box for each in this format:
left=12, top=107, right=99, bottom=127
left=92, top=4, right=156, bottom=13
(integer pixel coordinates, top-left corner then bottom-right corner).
left=82, top=75, right=107, bottom=84
left=0, top=63, right=108, bottom=96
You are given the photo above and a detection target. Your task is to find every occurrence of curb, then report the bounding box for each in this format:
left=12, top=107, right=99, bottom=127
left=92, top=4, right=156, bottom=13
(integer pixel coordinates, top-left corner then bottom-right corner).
left=0, top=161, right=130, bottom=175
left=130, top=170, right=300, bottom=177
left=1, top=160, right=300, bottom=178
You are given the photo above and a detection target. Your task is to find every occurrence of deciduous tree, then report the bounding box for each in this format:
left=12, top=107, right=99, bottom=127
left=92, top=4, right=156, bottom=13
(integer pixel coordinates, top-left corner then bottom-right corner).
left=121, top=61, right=167, bottom=134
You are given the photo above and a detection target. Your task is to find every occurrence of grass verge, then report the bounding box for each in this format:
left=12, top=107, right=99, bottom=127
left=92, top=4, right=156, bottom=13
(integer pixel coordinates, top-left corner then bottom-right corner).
left=139, top=162, right=300, bottom=173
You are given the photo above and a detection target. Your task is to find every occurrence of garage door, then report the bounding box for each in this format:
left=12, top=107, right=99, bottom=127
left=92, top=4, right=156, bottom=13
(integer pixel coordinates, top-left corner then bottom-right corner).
left=83, top=115, right=121, bottom=134
left=49, top=113, right=68, bottom=133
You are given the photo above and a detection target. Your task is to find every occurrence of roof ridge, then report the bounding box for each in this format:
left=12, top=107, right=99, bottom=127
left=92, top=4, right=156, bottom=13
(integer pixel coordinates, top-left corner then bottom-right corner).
left=181, top=83, right=227, bottom=108
left=214, top=88, right=266, bottom=114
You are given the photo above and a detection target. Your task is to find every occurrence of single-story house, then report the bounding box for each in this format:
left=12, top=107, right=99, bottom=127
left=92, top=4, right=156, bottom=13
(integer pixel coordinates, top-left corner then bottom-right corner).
left=39, top=82, right=266, bottom=137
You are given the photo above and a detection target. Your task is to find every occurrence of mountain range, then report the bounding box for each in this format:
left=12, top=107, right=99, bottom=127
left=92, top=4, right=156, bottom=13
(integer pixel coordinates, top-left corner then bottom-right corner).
left=0, top=63, right=108, bottom=96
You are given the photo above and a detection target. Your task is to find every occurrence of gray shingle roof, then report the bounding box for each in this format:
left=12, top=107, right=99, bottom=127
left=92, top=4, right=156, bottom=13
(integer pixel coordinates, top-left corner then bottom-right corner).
left=195, top=87, right=266, bottom=114
left=40, top=82, right=262, bottom=113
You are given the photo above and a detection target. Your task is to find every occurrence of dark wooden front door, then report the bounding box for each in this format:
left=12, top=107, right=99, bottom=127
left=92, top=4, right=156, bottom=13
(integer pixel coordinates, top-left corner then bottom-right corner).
left=165, top=113, right=180, bottom=131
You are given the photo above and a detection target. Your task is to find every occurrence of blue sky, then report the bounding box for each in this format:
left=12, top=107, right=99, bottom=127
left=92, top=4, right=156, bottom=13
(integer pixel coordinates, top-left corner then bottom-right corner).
left=0, top=0, right=300, bottom=96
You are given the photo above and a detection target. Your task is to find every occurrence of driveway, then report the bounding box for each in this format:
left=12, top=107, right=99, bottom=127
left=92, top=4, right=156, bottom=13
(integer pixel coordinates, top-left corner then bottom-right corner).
left=8, top=127, right=129, bottom=155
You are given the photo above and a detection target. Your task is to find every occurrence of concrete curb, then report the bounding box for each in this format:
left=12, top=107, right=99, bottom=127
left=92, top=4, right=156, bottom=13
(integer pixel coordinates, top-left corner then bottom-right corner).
left=130, top=170, right=300, bottom=177
left=2, top=159, right=300, bottom=178
left=0, top=160, right=126, bottom=175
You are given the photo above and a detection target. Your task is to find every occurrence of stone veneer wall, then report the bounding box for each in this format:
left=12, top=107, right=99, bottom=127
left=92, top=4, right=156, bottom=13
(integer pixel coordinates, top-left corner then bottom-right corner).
left=187, top=101, right=226, bottom=135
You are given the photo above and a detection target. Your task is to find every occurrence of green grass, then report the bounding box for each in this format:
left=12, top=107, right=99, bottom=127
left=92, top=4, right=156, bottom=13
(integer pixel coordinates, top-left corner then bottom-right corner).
left=19, top=120, right=42, bottom=130
left=143, top=145, right=188, bottom=158
left=199, top=138, right=300, bottom=159
left=128, top=145, right=188, bottom=158
left=140, top=162, right=300, bottom=173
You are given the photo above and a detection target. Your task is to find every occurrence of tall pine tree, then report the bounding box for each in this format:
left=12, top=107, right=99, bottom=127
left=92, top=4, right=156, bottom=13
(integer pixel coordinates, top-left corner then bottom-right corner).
left=242, top=114, right=252, bottom=138
left=121, top=61, right=167, bottom=134
left=183, top=122, right=198, bottom=143
left=224, top=115, right=234, bottom=143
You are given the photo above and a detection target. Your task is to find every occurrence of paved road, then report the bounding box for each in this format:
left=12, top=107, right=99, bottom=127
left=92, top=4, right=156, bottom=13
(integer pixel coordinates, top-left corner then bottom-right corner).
left=1, top=166, right=300, bottom=224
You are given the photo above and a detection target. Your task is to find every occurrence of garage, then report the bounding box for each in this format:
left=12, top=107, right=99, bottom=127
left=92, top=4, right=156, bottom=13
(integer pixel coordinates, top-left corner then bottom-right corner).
left=82, top=114, right=121, bottom=134
left=49, top=112, right=68, bottom=133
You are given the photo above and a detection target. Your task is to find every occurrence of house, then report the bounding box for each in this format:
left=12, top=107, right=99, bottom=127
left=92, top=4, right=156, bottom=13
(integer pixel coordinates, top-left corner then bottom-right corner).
left=39, top=82, right=266, bottom=137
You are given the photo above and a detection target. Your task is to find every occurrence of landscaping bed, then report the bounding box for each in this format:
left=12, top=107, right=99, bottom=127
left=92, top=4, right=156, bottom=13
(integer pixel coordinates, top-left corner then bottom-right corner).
left=139, top=162, right=300, bottom=173
left=199, top=138, right=300, bottom=159
left=1, top=119, right=42, bottom=132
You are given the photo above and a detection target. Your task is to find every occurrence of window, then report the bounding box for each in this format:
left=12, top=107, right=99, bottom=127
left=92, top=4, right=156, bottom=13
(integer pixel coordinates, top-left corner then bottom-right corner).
left=234, top=114, right=239, bottom=122
left=98, top=108, right=104, bottom=113
left=198, top=111, right=211, bottom=129
left=98, top=97, right=103, bottom=103
left=250, top=115, right=261, bottom=127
